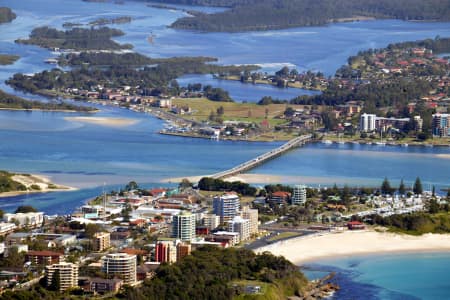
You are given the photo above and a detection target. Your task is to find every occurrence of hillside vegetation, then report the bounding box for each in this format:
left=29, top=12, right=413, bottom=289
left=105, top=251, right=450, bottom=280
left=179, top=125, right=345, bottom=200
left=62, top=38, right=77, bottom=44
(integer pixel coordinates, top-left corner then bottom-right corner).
left=0, top=171, right=26, bottom=193
left=119, top=246, right=309, bottom=300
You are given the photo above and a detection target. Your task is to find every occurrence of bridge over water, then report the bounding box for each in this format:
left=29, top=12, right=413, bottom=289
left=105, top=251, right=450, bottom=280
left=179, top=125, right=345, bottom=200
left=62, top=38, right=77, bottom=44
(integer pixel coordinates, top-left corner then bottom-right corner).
left=211, top=134, right=313, bottom=179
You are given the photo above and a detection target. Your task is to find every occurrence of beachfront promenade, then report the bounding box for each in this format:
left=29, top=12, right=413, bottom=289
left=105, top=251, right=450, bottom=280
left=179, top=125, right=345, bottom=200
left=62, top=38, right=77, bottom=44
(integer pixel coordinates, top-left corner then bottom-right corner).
left=211, top=134, right=313, bottom=179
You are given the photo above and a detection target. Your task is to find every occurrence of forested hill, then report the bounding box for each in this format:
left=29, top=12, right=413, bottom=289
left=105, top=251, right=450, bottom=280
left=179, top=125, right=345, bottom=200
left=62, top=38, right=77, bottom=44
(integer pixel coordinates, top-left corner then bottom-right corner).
left=0, top=7, right=16, bottom=24
left=150, top=0, right=450, bottom=32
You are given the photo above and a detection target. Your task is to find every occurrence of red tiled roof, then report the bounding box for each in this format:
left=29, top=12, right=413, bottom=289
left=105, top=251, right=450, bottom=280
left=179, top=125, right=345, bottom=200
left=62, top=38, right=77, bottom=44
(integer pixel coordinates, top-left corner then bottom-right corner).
left=347, top=221, right=363, bottom=225
left=272, top=191, right=291, bottom=197
left=120, top=248, right=147, bottom=255
left=27, top=250, right=63, bottom=257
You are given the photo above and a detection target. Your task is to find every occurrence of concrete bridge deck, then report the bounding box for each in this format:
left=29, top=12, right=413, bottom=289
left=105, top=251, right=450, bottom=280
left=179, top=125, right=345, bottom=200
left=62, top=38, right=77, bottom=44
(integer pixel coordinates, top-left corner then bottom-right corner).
left=211, top=134, right=312, bottom=179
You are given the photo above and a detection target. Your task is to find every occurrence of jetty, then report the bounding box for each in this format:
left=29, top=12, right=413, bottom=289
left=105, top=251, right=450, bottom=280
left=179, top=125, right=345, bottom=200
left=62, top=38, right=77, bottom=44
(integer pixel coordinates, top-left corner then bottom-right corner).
left=211, top=134, right=312, bottom=179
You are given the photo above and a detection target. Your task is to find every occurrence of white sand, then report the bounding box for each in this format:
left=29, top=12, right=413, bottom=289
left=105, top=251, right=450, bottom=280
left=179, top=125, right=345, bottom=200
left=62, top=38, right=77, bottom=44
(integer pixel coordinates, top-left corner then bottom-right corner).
left=254, top=230, right=450, bottom=264
left=65, top=116, right=139, bottom=127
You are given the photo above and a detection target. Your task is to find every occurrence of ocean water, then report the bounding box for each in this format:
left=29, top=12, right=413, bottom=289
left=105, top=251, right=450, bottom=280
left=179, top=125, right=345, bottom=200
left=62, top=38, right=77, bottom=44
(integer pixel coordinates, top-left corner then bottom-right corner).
left=0, top=0, right=450, bottom=214
left=303, top=252, right=450, bottom=300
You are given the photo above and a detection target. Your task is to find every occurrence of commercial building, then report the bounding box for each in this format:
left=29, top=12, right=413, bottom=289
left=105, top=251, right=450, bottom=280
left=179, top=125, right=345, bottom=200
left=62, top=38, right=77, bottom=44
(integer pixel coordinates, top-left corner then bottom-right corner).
left=227, top=216, right=250, bottom=243
left=45, top=262, right=79, bottom=292
left=359, top=113, right=376, bottom=132
left=172, top=212, right=195, bottom=241
left=240, top=206, right=258, bottom=235
left=202, top=214, right=220, bottom=231
left=154, top=240, right=177, bottom=264
left=3, top=212, right=44, bottom=228
left=375, top=117, right=410, bottom=132
left=176, top=242, right=191, bottom=261
left=0, top=222, right=16, bottom=236
left=269, top=191, right=291, bottom=205
left=432, top=113, right=450, bottom=137
left=26, top=250, right=63, bottom=266
left=213, top=193, right=240, bottom=223
left=101, top=253, right=136, bottom=285
left=292, top=185, right=307, bottom=205
left=83, top=278, right=123, bottom=293
left=93, top=232, right=110, bottom=252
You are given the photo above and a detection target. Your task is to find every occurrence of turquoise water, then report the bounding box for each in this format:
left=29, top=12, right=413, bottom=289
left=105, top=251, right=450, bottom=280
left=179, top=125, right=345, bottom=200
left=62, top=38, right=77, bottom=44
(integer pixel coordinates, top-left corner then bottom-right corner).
left=304, top=252, right=450, bottom=299
left=0, top=0, right=450, bottom=213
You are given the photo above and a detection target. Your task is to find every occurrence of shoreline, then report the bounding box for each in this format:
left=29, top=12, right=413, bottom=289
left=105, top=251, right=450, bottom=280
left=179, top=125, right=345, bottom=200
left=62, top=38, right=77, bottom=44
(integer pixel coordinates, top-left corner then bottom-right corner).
left=254, top=230, right=450, bottom=265
left=0, top=107, right=99, bottom=113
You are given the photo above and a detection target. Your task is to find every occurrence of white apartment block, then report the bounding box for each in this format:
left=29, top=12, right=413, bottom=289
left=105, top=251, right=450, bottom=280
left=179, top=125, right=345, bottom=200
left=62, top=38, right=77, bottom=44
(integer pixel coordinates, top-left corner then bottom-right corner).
left=46, top=262, right=79, bottom=292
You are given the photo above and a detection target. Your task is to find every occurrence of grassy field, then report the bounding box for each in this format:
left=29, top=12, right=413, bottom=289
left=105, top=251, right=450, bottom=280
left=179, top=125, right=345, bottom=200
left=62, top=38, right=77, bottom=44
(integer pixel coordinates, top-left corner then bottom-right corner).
left=172, top=97, right=305, bottom=127
left=266, top=231, right=302, bottom=242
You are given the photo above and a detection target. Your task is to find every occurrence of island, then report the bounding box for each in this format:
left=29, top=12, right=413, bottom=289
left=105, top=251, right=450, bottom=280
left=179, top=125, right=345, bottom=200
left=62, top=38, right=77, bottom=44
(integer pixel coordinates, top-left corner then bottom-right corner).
left=62, top=16, right=132, bottom=28
left=0, top=170, right=74, bottom=198
left=0, top=54, right=19, bottom=65
left=0, top=7, right=16, bottom=24
left=15, top=26, right=133, bottom=51
left=146, top=0, right=450, bottom=32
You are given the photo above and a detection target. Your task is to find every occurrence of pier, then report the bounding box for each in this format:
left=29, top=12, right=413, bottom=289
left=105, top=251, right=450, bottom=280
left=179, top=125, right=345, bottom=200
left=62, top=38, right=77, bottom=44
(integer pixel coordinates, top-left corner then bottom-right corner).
left=211, top=134, right=312, bottom=179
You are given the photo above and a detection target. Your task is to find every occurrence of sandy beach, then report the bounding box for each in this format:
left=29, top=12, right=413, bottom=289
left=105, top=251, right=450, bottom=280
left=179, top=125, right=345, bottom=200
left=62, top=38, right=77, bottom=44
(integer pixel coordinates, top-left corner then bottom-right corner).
left=65, top=116, right=139, bottom=127
left=0, top=173, right=77, bottom=198
left=254, top=230, right=450, bottom=265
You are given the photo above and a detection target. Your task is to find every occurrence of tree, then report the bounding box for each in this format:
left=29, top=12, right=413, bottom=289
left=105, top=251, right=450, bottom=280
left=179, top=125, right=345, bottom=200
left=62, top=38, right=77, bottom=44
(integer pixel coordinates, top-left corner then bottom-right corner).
left=85, top=223, right=103, bottom=239
left=49, top=269, right=60, bottom=291
left=381, top=177, right=392, bottom=195
left=14, top=205, right=38, bottom=213
left=413, top=177, right=423, bottom=195
left=284, top=107, right=295, bottom=118
left=398, top=179, right=406, bottom=196
left=428, top=199, right=440, bottom=214
left=125, top=181, right=138, bottom=191
left=179, top=178, right=193, bottom=190
left=216, top=106, right=224, bottom=116
left=432, top=185, right=436, bottom=197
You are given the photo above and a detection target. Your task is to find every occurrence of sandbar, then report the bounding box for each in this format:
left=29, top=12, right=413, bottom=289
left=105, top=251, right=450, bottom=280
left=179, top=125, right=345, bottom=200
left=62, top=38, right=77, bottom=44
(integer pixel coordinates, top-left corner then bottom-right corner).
left=65, top=116, right=139, bottom=127
left=254, top=230, right=450, bottom=264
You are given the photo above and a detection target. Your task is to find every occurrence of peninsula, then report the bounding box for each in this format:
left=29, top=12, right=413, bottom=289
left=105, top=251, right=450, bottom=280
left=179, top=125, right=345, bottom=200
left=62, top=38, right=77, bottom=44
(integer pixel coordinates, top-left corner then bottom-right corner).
left=0, top=170, right=75, bottom=198
left=0, top=89, right=96, bottom=112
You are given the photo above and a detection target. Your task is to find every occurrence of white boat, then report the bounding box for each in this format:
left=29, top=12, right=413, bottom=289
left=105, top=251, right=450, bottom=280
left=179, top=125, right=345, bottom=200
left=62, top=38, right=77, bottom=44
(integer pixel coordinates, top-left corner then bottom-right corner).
left=375, top=141, right=386, bottom=146
left=402, top=143, right=409, bottom=147
left=322, top=140, right=332, bottom=144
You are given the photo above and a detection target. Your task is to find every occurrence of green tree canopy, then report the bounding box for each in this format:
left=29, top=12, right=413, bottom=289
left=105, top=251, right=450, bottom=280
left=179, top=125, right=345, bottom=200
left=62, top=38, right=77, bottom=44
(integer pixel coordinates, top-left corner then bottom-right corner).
left=413, top=177, right=423, bottom=195
left=14, top=205, right=38, bottom=213
left=398, top=179, right=406, bottom=195
left=381, top=177, right=393, bottom=195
